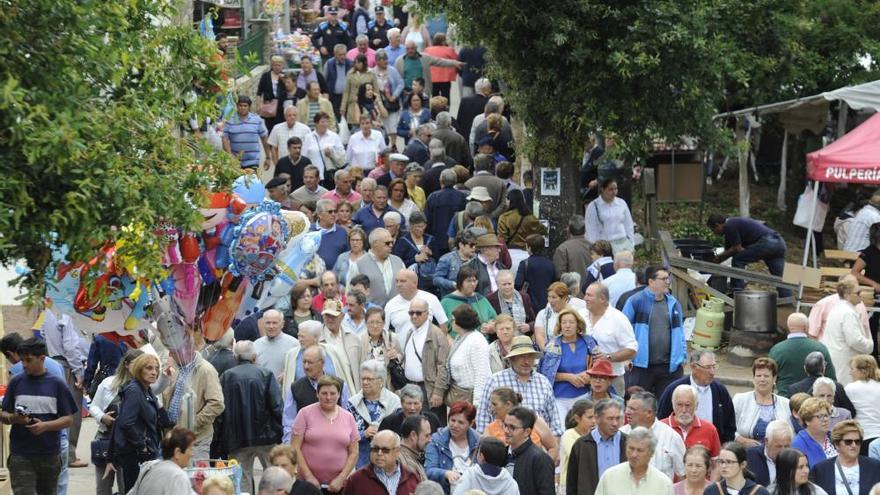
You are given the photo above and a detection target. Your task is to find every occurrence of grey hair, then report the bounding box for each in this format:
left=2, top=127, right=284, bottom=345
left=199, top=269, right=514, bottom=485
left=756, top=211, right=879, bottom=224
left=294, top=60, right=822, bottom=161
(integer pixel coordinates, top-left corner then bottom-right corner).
left=465, top=201, right=484, bottom=219
left=334, top=168, right=350, bottom=181
left=488, top=95, right=505, bottom=113
left=356, top=34, right=369, bottom=43
left=614, top=250, right=634, bottom=266
left=594, top=398, right=622, bottom=418
left=418, top=122, right=436, bottom=136
left=369, top=227, right=391, bottom=244
left=298, top=320, right=324, bottom=340
left=233, top=340, right=257, bottom=362
left=409, top=210, right=427, bottom=225
left=409, top=297, right=429, bottom=312
left=399, top=383, right=425, bottom=402
left=333, top=43, right=347, bottom=53
left=484, top=101, right=500, bottom=114
left=270, top=55, right=285, bottom=64
left=212, top=327, right=235, bottom=351
left=495, top=269, right=513, bottom=282
left=474, top=78, right=491, bottom=94
left=302, top=344, right=326, bottom=362
left=258, top=466, right=293, bottom=492
left=316, top=198, right=336, bottom=214
left=429, top=138, right=445, bottom=151
left=630, top=392, right=657, bottom=414
left=361, top=359, right=387, bottom=381
left=568, top=215, right=586, bottom=236
left=414, top=480, right=445, bottom=495
left=387, top=27, right=401, bottom=37
left=804, top=351, right=826, bottom=377
left=361, top=177, right=377, bottom=189
left=284, top=105, right=298, bottom=116
left=689, top=349, right=716, bottom=364
left=812, top=376, right=836, bottom=396
left=587, top=281, right=608, bottom=301
left=375, top=48, right=388, bottom=60
left=436, top=112, right=452, bottom=129
left=384, top=211, right=402, bottom=225
left=440, top=169, right=457, bottom=187
left=627, top=426, right=657, bottom=454
left=672, top=384, right=698, bottom=405
left=765, top=419, right=794, bottom=441
left=562, top=273, right=582, bottom=295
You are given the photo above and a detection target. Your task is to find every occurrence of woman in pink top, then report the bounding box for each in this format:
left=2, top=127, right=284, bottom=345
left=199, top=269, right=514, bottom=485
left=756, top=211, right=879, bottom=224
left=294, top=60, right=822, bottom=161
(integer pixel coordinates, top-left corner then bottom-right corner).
left=673, top=445, right=712, bottom=495
left=423, top=33, right=458, bottom=99
left=291, top=375, right=359, bottom=493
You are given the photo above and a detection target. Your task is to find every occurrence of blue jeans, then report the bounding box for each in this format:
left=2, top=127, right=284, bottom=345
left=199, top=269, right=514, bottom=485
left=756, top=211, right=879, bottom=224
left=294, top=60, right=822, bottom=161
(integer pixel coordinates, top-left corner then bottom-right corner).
left=58, top=435, right=69, bottom=495
left=732, top=233, right=790, bottom=298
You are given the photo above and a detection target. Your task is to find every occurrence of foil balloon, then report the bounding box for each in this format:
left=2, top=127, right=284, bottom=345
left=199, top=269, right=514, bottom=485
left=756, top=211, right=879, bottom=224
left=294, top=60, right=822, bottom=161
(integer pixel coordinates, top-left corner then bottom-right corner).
left=202, top=273, right=247, bottom=341
left=228, top=201, right=288, bottom=280
left=258, top=230, right=322, bottom=310
left=152, top=286, right=195, bottom=365
left=232, top=174, right=267, bottom=205
left=170, top=264, right=201, bottom=325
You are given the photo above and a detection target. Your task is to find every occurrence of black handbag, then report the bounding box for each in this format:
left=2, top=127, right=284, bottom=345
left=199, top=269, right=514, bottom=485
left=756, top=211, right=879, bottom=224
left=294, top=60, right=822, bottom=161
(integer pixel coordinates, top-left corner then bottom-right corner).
left=91, top=436, right=111, bottom=464
left=388, top=358, right=408, bottom=391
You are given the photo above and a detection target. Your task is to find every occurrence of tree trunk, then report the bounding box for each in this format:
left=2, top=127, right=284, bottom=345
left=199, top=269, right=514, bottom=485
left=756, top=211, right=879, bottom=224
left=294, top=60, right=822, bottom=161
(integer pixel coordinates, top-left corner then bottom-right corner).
left=535, top=149, right=581, bottom=251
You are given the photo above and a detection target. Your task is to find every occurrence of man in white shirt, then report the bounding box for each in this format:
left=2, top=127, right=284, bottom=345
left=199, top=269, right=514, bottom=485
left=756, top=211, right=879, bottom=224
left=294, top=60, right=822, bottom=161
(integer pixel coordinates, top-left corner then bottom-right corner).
left=384, top=269, right=447, bottom=347
left=584, top=282, right=638, bottom=394
left=844, top=190, right=880, bottom=252
left=602, top=251, right=637, bottom=308
left=268, top=106, right=310, bottom=165
left=346, top=114, right=387, bottom=171
left=621, top=392, right=686, bottom=480
left=402, top=298, right=450, bottom=419
left=254, top=309, right=300, bottom=381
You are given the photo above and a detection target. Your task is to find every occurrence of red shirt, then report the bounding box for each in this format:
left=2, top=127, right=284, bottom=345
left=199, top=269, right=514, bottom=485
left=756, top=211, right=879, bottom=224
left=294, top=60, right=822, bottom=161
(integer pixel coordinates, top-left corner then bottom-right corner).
left=311, top=292, right=347, bottom=313
left=662, top=414, right=721, bottom=457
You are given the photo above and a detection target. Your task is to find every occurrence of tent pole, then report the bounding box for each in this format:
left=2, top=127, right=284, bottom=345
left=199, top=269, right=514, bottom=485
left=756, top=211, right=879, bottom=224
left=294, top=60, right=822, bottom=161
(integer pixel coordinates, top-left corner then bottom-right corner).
left=777, top=132, right=788, bottom=210
left=796, top=182, right=821, bottom=311
left=738, top=118, right=752, bottom=217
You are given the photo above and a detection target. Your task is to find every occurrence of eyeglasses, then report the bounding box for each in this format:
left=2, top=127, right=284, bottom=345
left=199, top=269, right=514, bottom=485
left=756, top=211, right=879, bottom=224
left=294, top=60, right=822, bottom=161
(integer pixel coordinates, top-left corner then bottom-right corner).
left=325, top=210, right=337, bottom=214
left=841, top=438, right=862, bottom=446
left=716, top=459, right=739, bottom=466
left=502, top=422, right=523, bottom=431
left=693, top=363, right=717, bottom=370
left=813, top=414, right=830, bottom=421
left=370, top=446, right=396, bottom=454
left=384, top=241, right=394, bottom=246
left=408, top=310, right=426, bottom=316
left=653, top=276, right=670, bottom=282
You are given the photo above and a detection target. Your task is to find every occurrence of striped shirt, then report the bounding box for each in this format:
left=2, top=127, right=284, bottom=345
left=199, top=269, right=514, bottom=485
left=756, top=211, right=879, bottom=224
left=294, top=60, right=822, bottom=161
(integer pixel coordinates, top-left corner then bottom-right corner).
left=224, top=112, right=267, bottom=168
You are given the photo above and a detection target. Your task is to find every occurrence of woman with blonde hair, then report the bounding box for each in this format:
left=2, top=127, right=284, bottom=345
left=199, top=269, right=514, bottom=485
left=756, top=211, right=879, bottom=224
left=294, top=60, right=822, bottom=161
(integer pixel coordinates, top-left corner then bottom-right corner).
left=488, top=314, right=516, bottom=373
left=791, top=397, right=835, bottom=467
left=846, top=354, right=880, bottom=454
left=821, top=276, right=873, bottom=385
left=533, top=282, right=572, bottom=350
left=538, top=308, right=598, bottom=419
left=201, top=474, right=234, bottom=495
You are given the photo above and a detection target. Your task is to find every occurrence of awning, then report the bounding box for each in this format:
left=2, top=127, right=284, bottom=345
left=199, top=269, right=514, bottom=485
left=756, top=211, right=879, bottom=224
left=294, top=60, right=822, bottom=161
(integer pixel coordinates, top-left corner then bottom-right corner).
left=807, top=112, right=880, bottom=184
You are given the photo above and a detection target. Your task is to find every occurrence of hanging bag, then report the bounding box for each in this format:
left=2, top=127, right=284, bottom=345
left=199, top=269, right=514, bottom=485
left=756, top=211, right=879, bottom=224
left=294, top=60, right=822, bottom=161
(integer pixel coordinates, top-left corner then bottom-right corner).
left=793, top=183, right=828, bottom=232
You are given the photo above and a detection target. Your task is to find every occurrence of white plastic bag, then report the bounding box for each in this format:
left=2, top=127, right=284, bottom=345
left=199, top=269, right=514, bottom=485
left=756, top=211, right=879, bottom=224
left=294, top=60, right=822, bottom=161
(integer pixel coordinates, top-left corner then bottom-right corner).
left=793, top=184, right=828, bottom=232
left=338, top=116, right=350, bottom=145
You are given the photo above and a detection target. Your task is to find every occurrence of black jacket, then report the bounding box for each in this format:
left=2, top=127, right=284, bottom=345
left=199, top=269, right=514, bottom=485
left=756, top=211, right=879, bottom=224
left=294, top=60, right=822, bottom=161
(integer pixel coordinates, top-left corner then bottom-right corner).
left=455, top=94, right=488, bottom=140
left=378, top=409, right=441, bottom=435
left=657, top=376, right=737, bottom=443
left=703, top=479, right=769, bottom=495
left=111, top=381, right=172, bottom=460
left=745, top=445, right=772, bottom=487
left=514, top=255, right=556, bottom=310
left=788, top=375, right=856, bottom=417
left=218, top=361, right=283, bottom=452
left=257, top=70, right=288, bottom=122
left=204, top=348, right=239, bottom=378
left=812, top=455, right=880, bottom=495
left=511, top=439, right=555, bottom=495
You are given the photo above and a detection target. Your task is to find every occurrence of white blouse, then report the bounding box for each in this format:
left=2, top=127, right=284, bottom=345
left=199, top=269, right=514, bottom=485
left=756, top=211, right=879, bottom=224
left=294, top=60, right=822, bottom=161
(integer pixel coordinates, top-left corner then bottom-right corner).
left=585, top=196, right=634, bottom=244
left=449, top=331, right=491, bottom=402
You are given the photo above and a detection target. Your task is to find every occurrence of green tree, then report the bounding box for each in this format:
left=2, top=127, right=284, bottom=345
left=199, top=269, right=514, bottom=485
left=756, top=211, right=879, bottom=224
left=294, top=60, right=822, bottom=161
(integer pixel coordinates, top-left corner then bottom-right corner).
left=0, top=0, right=239, bottom=301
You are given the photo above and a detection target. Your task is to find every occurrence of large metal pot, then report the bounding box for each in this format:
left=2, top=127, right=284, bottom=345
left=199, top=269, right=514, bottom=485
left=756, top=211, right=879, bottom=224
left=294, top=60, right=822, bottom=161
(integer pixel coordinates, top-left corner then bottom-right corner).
left=733, top=290, right=777, bottom=333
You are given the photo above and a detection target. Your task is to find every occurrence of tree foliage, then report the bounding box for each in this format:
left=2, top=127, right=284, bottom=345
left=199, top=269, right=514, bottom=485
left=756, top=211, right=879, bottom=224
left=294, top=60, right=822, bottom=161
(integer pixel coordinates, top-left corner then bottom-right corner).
left=0, top=0, right=239, bottom=299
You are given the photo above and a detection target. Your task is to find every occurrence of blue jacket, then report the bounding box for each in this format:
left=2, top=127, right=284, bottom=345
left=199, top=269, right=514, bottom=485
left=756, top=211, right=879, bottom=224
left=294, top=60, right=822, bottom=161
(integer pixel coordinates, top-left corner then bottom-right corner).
left=812, top=455, right=880, bottom=495
left=111, top=381, right=172, bottom=460
left=397, top=108, right=432, bottom=144
left=325, top=58, right=354, bottom=95
left=622, top=288, right=686, bottom=373
left=393, top=232, right=435, bottom=267
left=538, top=334, right=598, bottom=384
left=425, top=426, right=479, bottom=494
left=434, top=250, right=468, bottom=296
left=85, top=334, right=131, bottom=388
left=515, top=255, right=556, bottom=310
left=791, top=429, right=827, bottom=468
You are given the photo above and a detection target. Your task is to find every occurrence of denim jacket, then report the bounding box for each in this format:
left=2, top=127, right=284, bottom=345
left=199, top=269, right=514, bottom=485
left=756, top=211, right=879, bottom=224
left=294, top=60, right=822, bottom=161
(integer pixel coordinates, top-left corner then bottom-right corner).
left=538, top=334, right=598, bottom=383
left=425, top=426, right=479, bottom=494
left=434, top=250, right=468, bottom=296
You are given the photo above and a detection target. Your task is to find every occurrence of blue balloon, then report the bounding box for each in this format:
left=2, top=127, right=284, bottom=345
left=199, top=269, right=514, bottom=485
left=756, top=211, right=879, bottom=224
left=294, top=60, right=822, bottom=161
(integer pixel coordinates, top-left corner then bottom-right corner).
left=232, top=175, right=266, bottom=205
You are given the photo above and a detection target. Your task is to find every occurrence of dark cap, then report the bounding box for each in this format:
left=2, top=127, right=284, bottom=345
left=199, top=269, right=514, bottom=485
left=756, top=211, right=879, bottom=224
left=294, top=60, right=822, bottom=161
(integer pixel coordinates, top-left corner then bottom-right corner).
left=476, top=135, right=496, bottom=147
left=328, top=6, right=338, bottom=14
left=374, top=6, right=385, bottom=13
left=266, top=177, right=288, bottom=189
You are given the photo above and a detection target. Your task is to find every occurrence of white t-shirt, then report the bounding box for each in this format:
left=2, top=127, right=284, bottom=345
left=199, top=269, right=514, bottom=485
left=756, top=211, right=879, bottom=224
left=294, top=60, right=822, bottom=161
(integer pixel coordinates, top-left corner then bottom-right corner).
left=404, top=321, right=430, bottom=382
left=384, top=290, right=448, bottom=348
left=268, top=121, right=311, bottom=158
left=345, top=129, right=386, bottom=170
left=585, top=306, right=637, bottom=376
left=836, top=462, right=860, bottom=495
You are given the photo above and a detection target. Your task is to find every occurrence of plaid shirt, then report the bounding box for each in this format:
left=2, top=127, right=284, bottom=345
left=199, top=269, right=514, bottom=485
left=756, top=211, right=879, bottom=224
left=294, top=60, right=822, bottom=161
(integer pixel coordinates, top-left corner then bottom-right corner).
left=476, top=368, right=563, bottom=436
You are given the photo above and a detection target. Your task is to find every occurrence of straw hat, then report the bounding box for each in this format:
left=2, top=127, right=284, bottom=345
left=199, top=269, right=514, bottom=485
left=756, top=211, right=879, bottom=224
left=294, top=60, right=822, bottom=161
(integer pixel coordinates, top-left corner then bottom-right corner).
left=505, top=335, right=543, bottom=359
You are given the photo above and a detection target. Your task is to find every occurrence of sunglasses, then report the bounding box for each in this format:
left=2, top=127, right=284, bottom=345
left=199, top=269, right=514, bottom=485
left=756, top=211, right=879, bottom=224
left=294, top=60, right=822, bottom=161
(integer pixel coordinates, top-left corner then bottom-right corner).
left=370, top=446, right=395, bottom=454
left=384, top=240, right=394, bottom=246
left=408, top=310, right=426, bottom=316
left=841, top=438, right=862, bottom=446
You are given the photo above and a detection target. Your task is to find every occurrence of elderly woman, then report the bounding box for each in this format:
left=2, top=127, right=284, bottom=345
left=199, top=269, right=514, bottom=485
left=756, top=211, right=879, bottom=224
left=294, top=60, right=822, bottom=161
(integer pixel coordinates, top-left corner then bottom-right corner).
left=791, top=397, right=836, bottom=468
left=346, top=113, right=387, bottom=170
left=280, top=283, right=322, bottom=338
left=333, top=227, right=368, bottom=286
left=389, top=177, right=420, bottom=221
left=484, top=387, right=558, bottom=457
left=383, top=210, right=404, bottom=242
left=440, top=267, right=498, bottom=337
left=583, top=358, right=624, bottom=407
left=358, top=307, right=403, bottom=380
left=539, top=308, right=599, bottom=420
left=812, top=376, right=851, bottom=430
left=733, top=357, right=791, bottom=448
left=821, top=276, right=873, bottom=386
left=488, top=314, right=516, bottom=373
left=256, top=55, right=288, bottom=129
left=345, top=359, right=403, bottom=468
left=110, top=353, right=174, bottom=493
left=341, top=55, right=380, bottom=128
left=534, top=281, right=575, bottom=350
left=489, top=270, right=537, bottom=336
left=434, top=230, right=478, bottom=297
left=126, top=427, right=197, bottom=494
left=405, top=163, right=427, bottom=210
left=425, top=401, right=480, bottom=495
left=585, top=178, right=635, bottom=254
left=845, top=354, right=880, bottom=454
left=291, top=375, right=359, bottom=493
left=302, top=111, right=345, bottom=183
left=812, top=420, right=878, bottom=495
left=336, top=200, right=355, bottom=231
left=446, top=305, right=492, bottom=406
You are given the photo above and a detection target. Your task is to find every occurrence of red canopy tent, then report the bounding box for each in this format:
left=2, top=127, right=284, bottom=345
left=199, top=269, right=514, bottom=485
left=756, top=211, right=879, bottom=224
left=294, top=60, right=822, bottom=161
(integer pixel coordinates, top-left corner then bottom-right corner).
left=807, top=112, right=880, bottom=184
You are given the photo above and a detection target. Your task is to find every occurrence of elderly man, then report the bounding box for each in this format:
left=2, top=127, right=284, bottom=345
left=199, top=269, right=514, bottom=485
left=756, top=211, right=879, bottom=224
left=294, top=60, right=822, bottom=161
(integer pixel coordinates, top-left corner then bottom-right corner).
left=656, top=349, right=737, bottom=443
left=377, top=152, right=409, bottom=187
left=383, top=28, right=405, bottom=65
left=347, top=34, right=377, bottom=67
left=601, top=251, right=637, bottom=307
left=220, top=341, right=283, bottom=494
left=295, top=81, right=337, bottom=131
left=223, top=95, right=270, bottom=170
left=424, top=169, right=467, bottom=257
left=505, top=406, right=555, bottom=495
left=456, top=77, right=491, bottom=139
left=466, top=233, right=505, bottom=294
left=477, top=336, right=562, bottom=437
left=324, top=43, right=353, bottom=118
left=359, top=177, right=378, bottom=207
left=268, top=106, right=311, bottom=165
left=404, top=123, right=434, bottom=166
left=352, top=228, right=406, bottom=305
left=553, top=215, right=593, bottom=283
left=399, top=298, right=450, bottom=420
left=566, top=399, right=627, bottom=495
left=161, top=349, right=225, bottom=459
left=322, top=169, right=364, bottom=209
left=203, top=327, right=238, bottom=377
left=745, top=420, right=793, bottom=487
left=398, top=415, right=431, bottom=481
left=622, top=265, right=687, bottom=397
left=393, top=40, right=463, bottom=95
left=788, top=351, right=856, bottom=416
left=343, top=430, right=421, bottom=495
left=257, top=466, right=293, bottom=495
left=660, top=384, right=721, bottom=456
left=282, top=344, right=352, bottom=443
left=465, top=154, right=506, bottom=215
left=384, top=271, right=447, bottom=340
left=594, top=427, right=672, bottom=495
left=254, top=309, right=301, bottom=381
left=320, top=299, right=362, bottom=392
left=311, top=271, right=346, bottom=314
left=488, top=270, right=536, bottom=335
left=583, top=282, right=637, bottom=394
left=290, top=165, right=329, bottom=207
left=770, top=312, right=836, bottom=397
left=379, top=384, right=442, bottom=433
left=620, top=392, right=685, bottom=480
left=421, top=141, right=453, bottom=198
left=313, top=200, right=350, bottom=269
left=432, top=112, right=470, bottom=169
left=353, top=186, right=402, bottom=234
left=280, top=321, right=347, bottom=400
